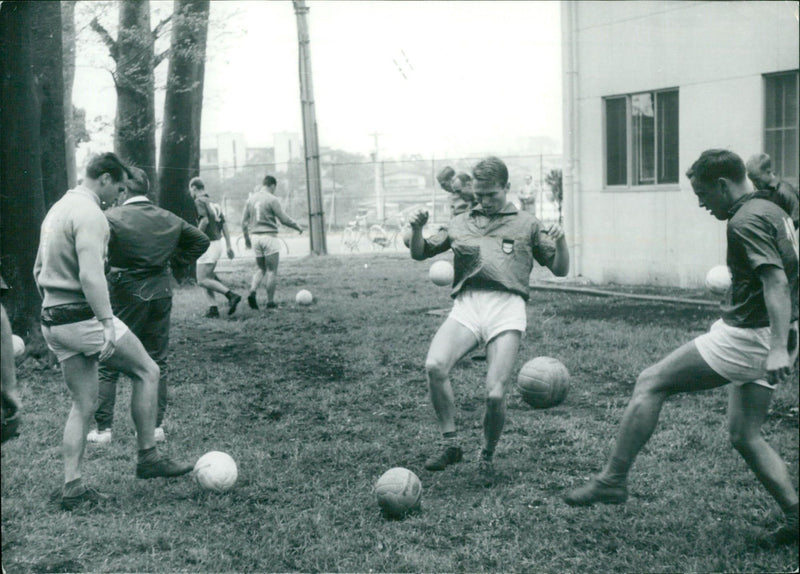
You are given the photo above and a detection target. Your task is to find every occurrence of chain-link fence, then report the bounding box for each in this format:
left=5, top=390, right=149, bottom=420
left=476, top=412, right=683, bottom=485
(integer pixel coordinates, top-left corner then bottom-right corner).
left=199, top=153, right=562, bottom=238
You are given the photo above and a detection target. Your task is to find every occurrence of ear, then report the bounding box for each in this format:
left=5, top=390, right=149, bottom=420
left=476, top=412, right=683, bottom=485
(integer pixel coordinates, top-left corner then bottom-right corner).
left=504, top=182, right=511, bottom=191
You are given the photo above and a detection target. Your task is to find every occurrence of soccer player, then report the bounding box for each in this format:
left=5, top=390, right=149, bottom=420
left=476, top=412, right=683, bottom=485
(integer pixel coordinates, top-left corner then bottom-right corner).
left=241, top=175, right=303, bottom=310
left=745, top=152, right=799, bottom=229
left=88, top=167, right=210, bottom=445
left=564, top=149, right=799, bottom=548
left=409, top=156, right=570, bottom=486
left=34, top=153, right=195, bottom=511
left=190, top=177, right=242, bottom=318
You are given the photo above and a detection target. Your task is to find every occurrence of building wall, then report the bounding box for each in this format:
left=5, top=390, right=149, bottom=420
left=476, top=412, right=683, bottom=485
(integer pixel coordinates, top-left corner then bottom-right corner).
left=571, top=1, right=799, bottom=287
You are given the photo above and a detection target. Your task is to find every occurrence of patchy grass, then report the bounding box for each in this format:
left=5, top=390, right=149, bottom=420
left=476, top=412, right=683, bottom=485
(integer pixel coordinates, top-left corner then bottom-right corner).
left=2, top=253, right=798, bottom=573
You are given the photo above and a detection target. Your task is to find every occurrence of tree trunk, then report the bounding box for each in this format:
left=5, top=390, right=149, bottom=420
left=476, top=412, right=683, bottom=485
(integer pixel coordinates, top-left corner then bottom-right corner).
left=30, top=0, right=69, bottom=209
left=62, top=0, right=77, bottom=189
left=0, top=1, right=47, bottom=340
left=159, top=0, right=210, bottom=281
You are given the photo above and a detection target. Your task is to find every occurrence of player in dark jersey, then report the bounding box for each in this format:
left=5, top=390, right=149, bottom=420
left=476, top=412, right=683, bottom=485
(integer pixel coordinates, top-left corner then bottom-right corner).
left=564, top=150, right=799, bottom=548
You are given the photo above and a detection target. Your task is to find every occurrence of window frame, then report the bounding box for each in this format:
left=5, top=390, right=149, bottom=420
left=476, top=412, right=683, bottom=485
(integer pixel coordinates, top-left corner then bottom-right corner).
left=602, top=88, right=680, bottom=191
left=763, top=70, right=799, bottom=189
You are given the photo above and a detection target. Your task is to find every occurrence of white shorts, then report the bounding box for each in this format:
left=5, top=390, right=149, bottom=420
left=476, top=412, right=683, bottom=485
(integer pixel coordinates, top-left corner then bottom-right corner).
left=449, top=288, right=526, bottom=345
left=251, top=234, right=280, bottom=258
left=694, top=319, right=799, bottom=389
left=197, top=239, right=223, bottom=265
left=42, top=315, right=129, bottom=363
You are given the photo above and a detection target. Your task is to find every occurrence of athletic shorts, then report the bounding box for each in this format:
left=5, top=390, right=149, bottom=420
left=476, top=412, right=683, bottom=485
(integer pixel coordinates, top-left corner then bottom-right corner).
left=448, top=288, right=526, bottom=345
left=42, top=315, right=129, bottom=363
left=251, top=234, right=280, bottom=258
left=694, top=318, right=799, bottom=390
left=197, top=239, right=223, bottom=265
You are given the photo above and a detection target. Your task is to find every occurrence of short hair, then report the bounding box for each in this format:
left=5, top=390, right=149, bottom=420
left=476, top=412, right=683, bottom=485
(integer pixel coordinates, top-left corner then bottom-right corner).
left=85, top=152, right=131, bottom=183
left=189, top=177, right=204, bottom=190
left=685, top=149, right=746, bottom=188
left=472, top=156, right=508, bottom=188
left=745, top=153, right=772, bottom=176
left=126, top=166, right=150, bottom=196
left=436, top=166, right=456, bottom=192
left=453, top=172, right=472, bottom=187
left=262, top=175, right=277, bottom=188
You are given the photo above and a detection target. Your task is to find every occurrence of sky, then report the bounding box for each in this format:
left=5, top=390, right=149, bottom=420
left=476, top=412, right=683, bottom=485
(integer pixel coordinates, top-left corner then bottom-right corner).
left=74, top=1, right=563, bottom=160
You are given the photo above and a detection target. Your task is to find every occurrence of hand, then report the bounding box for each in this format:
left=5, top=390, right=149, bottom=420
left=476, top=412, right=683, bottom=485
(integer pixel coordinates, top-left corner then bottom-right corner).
left=765, top=347, right=792, bottom=386
left=297, top=228, right=303, bottom=235
left=244, top=237, right=252, bottom=250
left=545, top=223, right=565, bottom=241
left=227, top=247, right=235, bottom=260
left=98, top=319, right=116, bottom=362
left=409, top=210, right=429, bottom=229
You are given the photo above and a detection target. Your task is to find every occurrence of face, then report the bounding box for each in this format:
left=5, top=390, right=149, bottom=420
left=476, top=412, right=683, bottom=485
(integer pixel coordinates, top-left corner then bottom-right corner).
left=473, top=179, right=509, bottom=215
left=747, top=171, right=771, bottom=191
left=97, top=173, right=129, bottom=210
left=691, top=177, right=729, bottom=220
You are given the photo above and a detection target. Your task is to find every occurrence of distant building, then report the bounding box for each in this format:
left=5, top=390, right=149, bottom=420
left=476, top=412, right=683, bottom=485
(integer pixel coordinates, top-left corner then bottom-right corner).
left=561, top=1, right=799, bottom=287
left=274, top=132, right=302, bottom=169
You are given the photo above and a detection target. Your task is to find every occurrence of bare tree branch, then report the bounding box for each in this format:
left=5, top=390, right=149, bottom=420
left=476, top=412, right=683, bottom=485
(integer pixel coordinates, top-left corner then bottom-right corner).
left=152, top=14, right=172, bottom=40
left=89, top=16, right=117, bottom=60
left=154, top=48, right=170, bottom=68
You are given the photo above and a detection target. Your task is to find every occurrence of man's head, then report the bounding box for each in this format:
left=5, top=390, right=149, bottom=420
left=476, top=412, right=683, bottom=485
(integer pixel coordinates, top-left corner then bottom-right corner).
left=524, top=175, right=533, bottom=185
left=686, top=149, right=749, bottom=220
left=84, top=152, right=132, bottom=210
left=472, top=156, right=510, bottom=215
left=452, top=172, right=475, bottom=202
left=436, top=166, right=456, bottom=193
left=125, top=167, right=150, bottom=199
left=262, top=175, right=277, bottom=190
left=189, top=177, right=204, bottom=196
left=745, top=153, right=777, bottom=191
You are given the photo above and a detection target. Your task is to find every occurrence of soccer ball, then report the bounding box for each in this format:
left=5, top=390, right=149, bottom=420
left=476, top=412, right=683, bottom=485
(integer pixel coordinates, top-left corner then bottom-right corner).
left=429, top=260, right=454, bottom=287
left=193, top=451, right=238, bottom=492
left=516, top=356, right=570, bottom=409
left=296, top=289, right=313, bottom=305
left=705, top=265, right=731, bottom=296
left=12, top=334, right=24, bottom=358
left=375, top=467, right=422, bottom=518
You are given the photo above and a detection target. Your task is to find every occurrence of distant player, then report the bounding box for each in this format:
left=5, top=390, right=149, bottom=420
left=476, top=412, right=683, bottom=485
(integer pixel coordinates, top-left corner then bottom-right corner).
left=564, top=149, right=799, bottom=548
left=241, top=175, right=303, bottom=310
left=190, top=177, right=242, bottom=318
left=745, top=152, right=799, bottom=229
left=409, top=156, right=570, bottom=486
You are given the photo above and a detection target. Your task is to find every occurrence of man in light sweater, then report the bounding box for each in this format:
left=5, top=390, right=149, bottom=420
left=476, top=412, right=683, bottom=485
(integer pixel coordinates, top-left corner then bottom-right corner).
left=34, top=153, right=195, bottom=511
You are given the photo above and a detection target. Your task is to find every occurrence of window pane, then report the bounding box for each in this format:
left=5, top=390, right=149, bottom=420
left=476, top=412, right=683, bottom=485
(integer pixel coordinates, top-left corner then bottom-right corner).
left=657, top=90, right=679, bottom=183
left=606, top=97, right=627, bottom=185
left=765, top=72, right=799, bottom=189
left=632, top=93, right=655, bottom=185
left=781, top=128, right=797, bottom=185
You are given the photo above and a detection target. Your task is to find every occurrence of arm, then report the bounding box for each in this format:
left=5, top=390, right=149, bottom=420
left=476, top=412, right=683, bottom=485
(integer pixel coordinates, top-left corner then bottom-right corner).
left=74, top=217, right=116, bottom=360
left=173, top=222, right=211, bottom=266
left=546, top=224, right=570, bottom=277
left=409, top=210, right=429, bottom=260
left=221, top=221, right=235, bottom=259
left=274, top=200, right=303, bottom=234
left=241, top=201, right=252, bottom=248
left=760, top=265, right=794, bottom=385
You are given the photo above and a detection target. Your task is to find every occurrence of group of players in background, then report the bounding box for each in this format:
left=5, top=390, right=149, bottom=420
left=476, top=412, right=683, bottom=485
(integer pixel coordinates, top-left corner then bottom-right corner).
left=1, top=148, right=797, bottom=549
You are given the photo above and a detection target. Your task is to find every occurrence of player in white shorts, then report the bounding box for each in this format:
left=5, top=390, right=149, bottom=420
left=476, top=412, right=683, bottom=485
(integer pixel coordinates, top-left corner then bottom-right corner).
left=409, top=156, right=570, bottom=486
left=565, top=149, right=799, bottom=548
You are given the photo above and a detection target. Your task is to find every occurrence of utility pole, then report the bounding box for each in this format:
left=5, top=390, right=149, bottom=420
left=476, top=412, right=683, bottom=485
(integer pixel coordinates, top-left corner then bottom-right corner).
left=293, top=0, right=326, bottom=255
left=370, top=131, right=384, bottom=221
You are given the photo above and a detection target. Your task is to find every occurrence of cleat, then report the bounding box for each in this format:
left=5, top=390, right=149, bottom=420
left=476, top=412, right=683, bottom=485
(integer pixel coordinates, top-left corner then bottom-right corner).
left=86, top=429, right=112, bottom=444
left=564, top=478, right=628, bottom=507
left=757, top=523, right=799, bottom=548
left=154, top=427, right=166, bottom=443
left=478, top=458, right=496, bottom=488
left=227, top=293, right=242, bottom=315
left=247, top=293, right=259, bottom=310
left=424, top=445, right=463, bottom=471
left=266, top=302, right=278, bottom=310
left=205, top=307, right=220, bottom=319
left=60, top=486, right=108, bottom=511
left=136, top=454, right=193, bottom=479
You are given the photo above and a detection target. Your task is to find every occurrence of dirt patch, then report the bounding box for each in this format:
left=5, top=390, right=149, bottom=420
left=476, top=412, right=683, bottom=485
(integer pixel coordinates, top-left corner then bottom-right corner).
left=560, top=300, right=718, bottom=329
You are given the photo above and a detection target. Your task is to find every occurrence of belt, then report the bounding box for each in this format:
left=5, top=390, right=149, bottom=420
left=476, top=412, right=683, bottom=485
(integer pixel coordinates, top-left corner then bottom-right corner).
left=41, top=302, right=95, bottom=327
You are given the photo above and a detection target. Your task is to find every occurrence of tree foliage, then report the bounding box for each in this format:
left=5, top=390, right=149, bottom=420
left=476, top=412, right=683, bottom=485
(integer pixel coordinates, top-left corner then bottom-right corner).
left=545, top=168, right=563, bottom=224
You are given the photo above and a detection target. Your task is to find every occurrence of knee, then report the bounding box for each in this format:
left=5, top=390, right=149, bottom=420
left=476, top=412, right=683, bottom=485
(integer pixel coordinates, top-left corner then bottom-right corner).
left=729, top=425, right=758, bottom=453
left=134, top=357, right=160, bottom=385
left=486, top=392, right=505, bottom=408
left=632, top=366, right=662, bottom=400
left=425, top=357, right=448, bottom=384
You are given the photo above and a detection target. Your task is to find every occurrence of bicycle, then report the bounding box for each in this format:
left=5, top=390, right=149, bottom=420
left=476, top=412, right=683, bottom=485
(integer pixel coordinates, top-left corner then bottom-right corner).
left=342, top=212, right=369, bottom=252
left=367, top=213, right=408, bottom=250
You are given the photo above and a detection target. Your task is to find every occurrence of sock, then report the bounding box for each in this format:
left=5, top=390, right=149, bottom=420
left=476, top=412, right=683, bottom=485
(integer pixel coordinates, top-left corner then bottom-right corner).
left=480, top=448, right=493, bottom=461
left=441, top=431, right=458, bottom=448
left=138, top=446, right=160, bottom=464
left=599, top=456, right=630, bottom=486
left=225, top=290, right=235, bottom=300
left=63, top=478, right=84, bottom=497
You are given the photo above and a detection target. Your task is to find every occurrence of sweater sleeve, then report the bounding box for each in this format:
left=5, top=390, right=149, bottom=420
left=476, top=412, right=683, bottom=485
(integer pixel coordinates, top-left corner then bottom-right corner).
left=74, top=210, right=113, bottom=320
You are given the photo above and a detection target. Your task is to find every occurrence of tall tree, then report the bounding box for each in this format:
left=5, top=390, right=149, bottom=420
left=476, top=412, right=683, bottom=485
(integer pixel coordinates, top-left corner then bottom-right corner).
left=159, top=0, right=210, bottom=259
left=30, top=1, right=69, bottom=209
left=62, top=0, right=78, bottom=189
left=91, top=0, right=169, bottom=200
left=0, top=1, right=47, bottom=337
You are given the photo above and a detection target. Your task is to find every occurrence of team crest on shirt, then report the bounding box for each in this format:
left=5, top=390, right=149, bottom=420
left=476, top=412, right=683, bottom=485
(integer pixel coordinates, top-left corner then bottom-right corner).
left=502, top=239, right=514, bottom=254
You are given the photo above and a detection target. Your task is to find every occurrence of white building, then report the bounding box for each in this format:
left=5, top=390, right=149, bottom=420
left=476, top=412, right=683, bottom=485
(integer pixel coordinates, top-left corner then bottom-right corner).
left=274, top=131, right=302, bottom=169
left=562, top=1, right=799, bottom=287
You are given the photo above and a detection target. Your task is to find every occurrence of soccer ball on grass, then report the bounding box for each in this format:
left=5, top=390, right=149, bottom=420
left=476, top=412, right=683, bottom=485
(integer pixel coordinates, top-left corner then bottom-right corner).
left=516, top=357, right=570, bottom=409
left=193, top=451, right=238, bottom=492
left=375, top=467, right=422, bottom=519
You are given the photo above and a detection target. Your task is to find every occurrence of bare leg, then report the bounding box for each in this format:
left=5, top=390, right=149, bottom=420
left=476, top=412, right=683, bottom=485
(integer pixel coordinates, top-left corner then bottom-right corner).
left=249, top=256, right=267, bottom=293
left=482, top=330, right=521, bottom=456
left=197, top=262, right=229, bottom=295
left=263, top=252, right=279, bottom=305
left=60, top=354, right=99, bottom=484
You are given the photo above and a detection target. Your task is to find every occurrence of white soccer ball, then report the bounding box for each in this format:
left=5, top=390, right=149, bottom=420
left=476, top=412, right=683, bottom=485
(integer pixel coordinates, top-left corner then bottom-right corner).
left=193, top=451, right=238, bottom=492
left=12, top=335, right=24, bottom=359
left=296, top=289, right=313, bottom=305
left=705, top=265, right=731, bottom=296
left=429, top=260, right=454, bottom=287
left=375, top=467, right=422, bottom=518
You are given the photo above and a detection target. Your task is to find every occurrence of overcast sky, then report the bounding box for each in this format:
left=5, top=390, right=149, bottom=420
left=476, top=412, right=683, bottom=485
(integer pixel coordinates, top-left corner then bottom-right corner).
left=74, top=1, right=562, bottom=159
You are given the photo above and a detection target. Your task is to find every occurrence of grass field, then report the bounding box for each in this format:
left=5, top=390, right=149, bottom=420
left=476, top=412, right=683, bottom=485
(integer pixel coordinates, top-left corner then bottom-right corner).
left=2, top=252, right=798, bottom=573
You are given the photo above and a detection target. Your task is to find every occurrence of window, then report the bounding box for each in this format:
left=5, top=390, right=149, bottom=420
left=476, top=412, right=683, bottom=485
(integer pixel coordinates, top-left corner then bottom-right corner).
left=604, top=89, right=679, bottom=187
left=765, top=71, right=798, bottom=188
